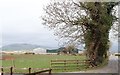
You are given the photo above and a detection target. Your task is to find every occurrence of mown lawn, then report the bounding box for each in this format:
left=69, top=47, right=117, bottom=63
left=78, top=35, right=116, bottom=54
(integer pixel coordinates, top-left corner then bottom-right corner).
left=1, top=54, right=86, bottom=73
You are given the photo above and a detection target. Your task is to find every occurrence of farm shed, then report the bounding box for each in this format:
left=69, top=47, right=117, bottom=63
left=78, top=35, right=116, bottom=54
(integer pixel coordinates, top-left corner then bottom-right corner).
left=33, top=48, right=47, bottom=54
left=78, top=50, right=84, bottom=54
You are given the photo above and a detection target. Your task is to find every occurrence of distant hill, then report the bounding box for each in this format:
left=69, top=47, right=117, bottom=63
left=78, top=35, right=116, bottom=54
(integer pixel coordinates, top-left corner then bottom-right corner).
left=1, top=43, right=43, bottom=51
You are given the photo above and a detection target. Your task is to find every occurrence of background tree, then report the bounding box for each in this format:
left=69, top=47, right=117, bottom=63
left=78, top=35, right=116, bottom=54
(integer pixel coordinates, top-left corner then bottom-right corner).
left=42, top=0, right=119, bottom=65
left=65, top=44, right=76, bottom=54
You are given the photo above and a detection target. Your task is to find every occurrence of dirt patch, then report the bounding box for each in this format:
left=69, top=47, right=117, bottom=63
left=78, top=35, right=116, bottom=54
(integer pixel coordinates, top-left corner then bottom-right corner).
left=1, top=55, right=15, bottom=60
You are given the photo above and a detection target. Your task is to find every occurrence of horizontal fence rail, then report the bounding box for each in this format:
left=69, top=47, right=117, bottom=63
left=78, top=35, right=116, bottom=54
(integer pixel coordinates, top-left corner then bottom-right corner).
left=51, top=60, right=89, bottom=72
left=0, top=67, right=52, bottom=75
left=24, top=69, right=52, bottom=75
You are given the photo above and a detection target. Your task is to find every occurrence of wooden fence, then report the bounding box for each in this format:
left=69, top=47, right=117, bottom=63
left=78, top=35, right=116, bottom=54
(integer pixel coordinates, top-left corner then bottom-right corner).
left=0, top=67, right=52, bottom=75
left=51, top=60, right=89, bottom=72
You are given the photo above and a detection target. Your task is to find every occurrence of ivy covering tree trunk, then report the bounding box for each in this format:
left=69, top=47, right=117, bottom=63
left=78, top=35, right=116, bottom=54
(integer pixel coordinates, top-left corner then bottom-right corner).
left=42, top=1, right=119, bottom=66
left=83, top=2, right=119, bottom=65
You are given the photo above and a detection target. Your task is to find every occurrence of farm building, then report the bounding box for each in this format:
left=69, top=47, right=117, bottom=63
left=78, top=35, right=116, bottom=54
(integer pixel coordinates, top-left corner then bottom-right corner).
left=33, top=48, right=47, bottom=54
left=78, top=50, right=84, bottom=54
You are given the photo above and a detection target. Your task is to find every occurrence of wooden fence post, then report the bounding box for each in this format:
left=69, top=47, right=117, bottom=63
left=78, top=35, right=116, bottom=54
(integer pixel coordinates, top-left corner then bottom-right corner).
left=76, top=60, right=79, bottom=70
left=1, top=67, right=3, bottom=75
left=10, top=67, right=13, bottom=75
left=64, top=60, right=66, bottom=71
left=28, top=68, right=31, bottom=74
left=49, top=69, right=52, bottom=75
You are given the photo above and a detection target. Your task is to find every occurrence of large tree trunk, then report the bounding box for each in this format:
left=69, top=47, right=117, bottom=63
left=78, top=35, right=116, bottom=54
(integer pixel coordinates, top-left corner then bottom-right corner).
left=85, top=28, right=109, bottom=66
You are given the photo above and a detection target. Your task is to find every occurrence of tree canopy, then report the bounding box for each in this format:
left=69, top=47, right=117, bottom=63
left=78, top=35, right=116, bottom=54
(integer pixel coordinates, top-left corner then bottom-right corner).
left=42, top=0, right=119, bottom=65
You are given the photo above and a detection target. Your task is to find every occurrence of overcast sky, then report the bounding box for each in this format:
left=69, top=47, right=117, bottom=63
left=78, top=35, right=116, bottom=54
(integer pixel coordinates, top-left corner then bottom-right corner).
left=0, top=0, right=118, bottom=51
left=0, top=0, right=60, bottom=48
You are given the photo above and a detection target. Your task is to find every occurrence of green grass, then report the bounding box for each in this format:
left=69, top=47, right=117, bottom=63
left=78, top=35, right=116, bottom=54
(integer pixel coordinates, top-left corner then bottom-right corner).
left=2, top=54, right=86, bottom=68
left=1, top=54, right=86, bottom=73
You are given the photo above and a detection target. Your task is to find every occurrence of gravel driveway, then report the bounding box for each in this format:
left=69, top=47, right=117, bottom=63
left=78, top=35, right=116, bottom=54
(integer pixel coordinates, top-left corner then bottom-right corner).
left=70, top=55, right=119, bottom=73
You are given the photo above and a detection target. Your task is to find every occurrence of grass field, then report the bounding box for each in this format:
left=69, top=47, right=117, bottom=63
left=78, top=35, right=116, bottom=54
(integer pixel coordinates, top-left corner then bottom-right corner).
left=2, top=54, right=86, bottom=68
left=1, top=54, right=87, bottom=73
